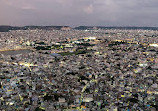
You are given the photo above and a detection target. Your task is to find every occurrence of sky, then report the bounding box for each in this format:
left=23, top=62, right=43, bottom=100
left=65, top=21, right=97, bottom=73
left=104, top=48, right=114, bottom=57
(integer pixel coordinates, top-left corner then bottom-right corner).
left=0, top=0, right=158, bottom=27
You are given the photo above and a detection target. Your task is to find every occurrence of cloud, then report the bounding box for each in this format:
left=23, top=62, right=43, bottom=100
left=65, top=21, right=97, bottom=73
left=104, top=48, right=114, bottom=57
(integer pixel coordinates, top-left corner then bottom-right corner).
left=0, top=0, right=35, bottom=10
left=0, top=0, right=158, bottom=26
left=84, top=4, right=94, bottom=14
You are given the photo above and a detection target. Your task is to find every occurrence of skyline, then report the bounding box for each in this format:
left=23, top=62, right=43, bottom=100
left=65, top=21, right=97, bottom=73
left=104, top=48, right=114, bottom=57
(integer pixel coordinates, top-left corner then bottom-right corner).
left=1, top=0, right=158, bottom=27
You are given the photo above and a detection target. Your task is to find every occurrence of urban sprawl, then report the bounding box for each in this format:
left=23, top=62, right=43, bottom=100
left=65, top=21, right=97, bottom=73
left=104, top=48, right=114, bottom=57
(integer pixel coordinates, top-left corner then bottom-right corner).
left=0, top=28, right=158, bottom=111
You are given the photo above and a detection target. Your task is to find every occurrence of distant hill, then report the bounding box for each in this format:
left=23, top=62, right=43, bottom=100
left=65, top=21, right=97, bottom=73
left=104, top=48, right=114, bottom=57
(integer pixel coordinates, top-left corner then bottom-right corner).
left=1, top=25, right=158, bottom=32
left=24, top=26, right=71, bottom=30
left=74, top=26, right=158, bottom=30
left=0, top=26, right=23, bottom=32
left=0, top=26, right=71, bottom=32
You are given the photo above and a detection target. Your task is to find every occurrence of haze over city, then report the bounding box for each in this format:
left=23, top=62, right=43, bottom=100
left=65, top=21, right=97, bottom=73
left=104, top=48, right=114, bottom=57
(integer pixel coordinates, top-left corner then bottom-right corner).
left=1, top=0, right=158, bottom=26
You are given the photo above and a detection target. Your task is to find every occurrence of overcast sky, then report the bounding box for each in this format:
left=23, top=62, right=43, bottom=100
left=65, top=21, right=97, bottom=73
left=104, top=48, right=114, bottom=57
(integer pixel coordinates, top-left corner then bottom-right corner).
left=1, top=0, right=158, bottom=27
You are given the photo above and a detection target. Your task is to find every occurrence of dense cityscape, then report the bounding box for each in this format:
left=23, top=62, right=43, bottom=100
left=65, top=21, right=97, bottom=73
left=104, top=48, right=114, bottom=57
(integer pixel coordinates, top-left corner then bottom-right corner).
left=0, top=27, right=158, bottom=111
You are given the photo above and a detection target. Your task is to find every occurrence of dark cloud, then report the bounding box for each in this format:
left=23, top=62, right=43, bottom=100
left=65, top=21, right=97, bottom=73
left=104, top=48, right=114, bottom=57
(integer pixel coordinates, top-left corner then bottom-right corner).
left=0, top=0, right=158, bottom=26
